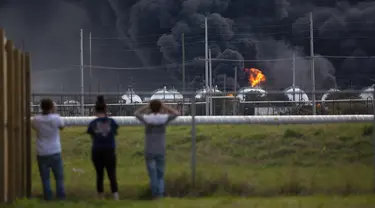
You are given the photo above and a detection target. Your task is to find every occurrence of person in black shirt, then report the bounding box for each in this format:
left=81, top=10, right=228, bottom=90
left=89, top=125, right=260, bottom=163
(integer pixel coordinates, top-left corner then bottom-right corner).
left=87, top=95, right=119, bottom=200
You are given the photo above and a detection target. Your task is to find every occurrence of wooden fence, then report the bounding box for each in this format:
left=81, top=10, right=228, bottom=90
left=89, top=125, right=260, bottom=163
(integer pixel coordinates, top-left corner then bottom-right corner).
left=0, top=28, right=31, bottom=203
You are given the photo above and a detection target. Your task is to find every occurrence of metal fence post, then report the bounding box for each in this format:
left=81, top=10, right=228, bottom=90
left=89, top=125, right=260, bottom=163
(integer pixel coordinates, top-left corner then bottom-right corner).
left=191, top=95, right=197, bottom=186
left=372, top=84, right=375, bottom=192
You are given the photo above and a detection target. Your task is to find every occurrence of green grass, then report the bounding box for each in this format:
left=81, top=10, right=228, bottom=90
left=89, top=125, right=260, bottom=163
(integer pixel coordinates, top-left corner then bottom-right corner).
left=9, top=123, right=375, bottom=207
left=9, top=195, right=375, bottom=208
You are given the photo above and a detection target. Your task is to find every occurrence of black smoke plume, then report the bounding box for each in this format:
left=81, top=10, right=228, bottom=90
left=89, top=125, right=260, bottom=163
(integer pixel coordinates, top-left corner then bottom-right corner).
left=1, top=0, right=375, bottom=92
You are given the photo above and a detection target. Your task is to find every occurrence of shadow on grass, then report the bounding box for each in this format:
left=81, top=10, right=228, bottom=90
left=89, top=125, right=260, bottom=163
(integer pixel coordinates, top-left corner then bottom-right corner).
left=29, top=171, right=372, bottom=202
left=141, top=174, right=371, bottom=200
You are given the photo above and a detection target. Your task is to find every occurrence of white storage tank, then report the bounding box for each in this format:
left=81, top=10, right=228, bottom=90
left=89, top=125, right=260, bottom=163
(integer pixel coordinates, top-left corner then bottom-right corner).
left=236, top=86, right=267, bottom=101
left=195, top=85, right=223, bottom=100
left=119, top=89, right=142, bottom=104
left=168, top=88, right=184, bottom=100
left=321, top=88, right=340, bottom=101
left=284, top=86, right=310, bottom=105
left=359, top=85, right=374, bottom=100
left=150, top=86, right=183, bottom=102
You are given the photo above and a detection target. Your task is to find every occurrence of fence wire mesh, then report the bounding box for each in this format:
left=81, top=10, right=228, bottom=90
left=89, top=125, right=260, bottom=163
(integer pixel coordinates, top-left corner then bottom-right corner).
left=31, top=89, right=374, bottom=116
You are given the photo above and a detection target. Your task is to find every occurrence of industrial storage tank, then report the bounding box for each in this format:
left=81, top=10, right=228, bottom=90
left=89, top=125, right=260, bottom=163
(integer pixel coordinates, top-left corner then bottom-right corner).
left=321, top=88, right=340, bottom=101
left=63, top=100, right=79, bottom=105
left=195, top=85, right=222, bottom=100
left=284, top=86, right=309, bottom=104
left=150, top=86, right=183, bottom=102
left=168, top=88, right=184, bottom=100
left=62, top=100, right=80, bottom=116
left=236, top=86, right=267, bottom=101
left=359, top=85, right=374, bottom=100
left=119, top=89, right=142, bottom=104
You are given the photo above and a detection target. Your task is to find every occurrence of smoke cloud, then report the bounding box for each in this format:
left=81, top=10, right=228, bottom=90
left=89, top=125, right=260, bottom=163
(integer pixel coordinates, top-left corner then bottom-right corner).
left=1, top=0, right=375, bottom=92
left=0, top=0, right=90, bottom=91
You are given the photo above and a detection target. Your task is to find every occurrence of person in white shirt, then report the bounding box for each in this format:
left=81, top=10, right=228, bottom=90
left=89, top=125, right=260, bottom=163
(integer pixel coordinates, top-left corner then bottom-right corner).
left=31, top=99, right=66, bottom=200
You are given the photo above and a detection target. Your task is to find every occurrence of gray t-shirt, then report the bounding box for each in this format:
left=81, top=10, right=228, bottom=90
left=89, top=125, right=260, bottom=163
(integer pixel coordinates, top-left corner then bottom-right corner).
left=135, top=113, right=177, bottom=155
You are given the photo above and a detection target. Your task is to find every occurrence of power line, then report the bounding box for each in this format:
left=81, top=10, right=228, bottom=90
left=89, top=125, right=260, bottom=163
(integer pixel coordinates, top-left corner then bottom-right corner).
left=78, top=62, right=197, bottom=70
left=313, top=36, right=374, bottom=39
left=91, top=30, right=309, bottom=41
left=94, top=41, right=206, bottom=52
left=91, top=34, right=205, bottom=41
left=89, top=30, right=373, bottom=47
left=94, top=38, right=312, bottom=53
left=93, top=37, right=315, bottom=53
left=89, top=20, right=375, bottom=41
left=320, top=55, right=375, bottom=59
left=33, top=54, right=375, bottom=73
left=32, top=67, right=78, bottom=73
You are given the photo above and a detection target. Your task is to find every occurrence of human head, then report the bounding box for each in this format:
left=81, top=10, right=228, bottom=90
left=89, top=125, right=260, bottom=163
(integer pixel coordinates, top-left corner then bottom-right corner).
left=40, top=98, right=54, bottom=114
left=95, top=95, right=107, bottom=114
left=149, top=99, right=162, bottom=113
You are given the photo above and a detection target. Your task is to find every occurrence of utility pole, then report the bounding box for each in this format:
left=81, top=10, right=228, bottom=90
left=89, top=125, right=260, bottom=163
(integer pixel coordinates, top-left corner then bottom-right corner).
left=223, top=74, right=226, bottom=115
left=209, top=48, right=213, bottom=115
left=130, top=87, right=133, bottom=103
left=233, top=66, right=237, bottom=115
left=310, top=12, right=316, bottom=115
left=292, top=50, right=296, bottom=102
left=372, top=82, right=375, bottom=192
left=80, top=29, right=84, bottom=116
left=181, top=33, right=185, bottom=115
left=89, top=32, right=92, bottom=96
left=204, top=17, right=209, bottom=115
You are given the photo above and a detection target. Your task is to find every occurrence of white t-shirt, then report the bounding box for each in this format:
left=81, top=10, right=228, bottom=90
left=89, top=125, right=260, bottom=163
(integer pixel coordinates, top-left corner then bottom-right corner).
left=32, top=114, right=64, bottom=156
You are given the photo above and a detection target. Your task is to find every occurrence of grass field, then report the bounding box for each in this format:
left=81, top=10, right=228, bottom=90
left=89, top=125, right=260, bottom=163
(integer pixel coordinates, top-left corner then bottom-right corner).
left=8, top=123, right=375, bottom=207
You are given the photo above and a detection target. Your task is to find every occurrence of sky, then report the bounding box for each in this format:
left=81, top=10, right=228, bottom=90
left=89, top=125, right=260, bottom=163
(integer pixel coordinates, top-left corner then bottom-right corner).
left=0, top=0, right=374, bottom=93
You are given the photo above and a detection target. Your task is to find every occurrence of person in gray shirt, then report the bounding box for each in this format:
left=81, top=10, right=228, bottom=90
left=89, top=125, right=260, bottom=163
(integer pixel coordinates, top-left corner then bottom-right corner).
left=134, top=99, right=179, bottom=199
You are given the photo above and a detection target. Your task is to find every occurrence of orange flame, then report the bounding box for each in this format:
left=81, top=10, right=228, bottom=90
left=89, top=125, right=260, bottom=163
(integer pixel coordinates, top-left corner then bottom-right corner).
left=227, top=93, right=234, bottom=97
left=243, top=68, right=266, bottom=87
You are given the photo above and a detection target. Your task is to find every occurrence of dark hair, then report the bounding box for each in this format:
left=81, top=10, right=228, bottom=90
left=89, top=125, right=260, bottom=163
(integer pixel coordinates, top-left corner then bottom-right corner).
left=40, top=98, right=54, bottom=114
left=95, top=95, right=107, bottom=113
left=149, top=99, right=162, bottom=113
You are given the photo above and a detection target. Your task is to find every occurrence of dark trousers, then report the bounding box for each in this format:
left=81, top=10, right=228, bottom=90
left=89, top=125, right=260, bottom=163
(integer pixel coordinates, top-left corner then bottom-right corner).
left=91, top=149, right=118, bottom=193
left=37, top=153, right=66, bottom=200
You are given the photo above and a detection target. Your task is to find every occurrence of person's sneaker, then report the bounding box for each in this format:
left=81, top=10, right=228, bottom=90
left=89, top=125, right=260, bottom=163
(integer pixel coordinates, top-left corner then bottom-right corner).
left=113, top=192, right=119, bottom=200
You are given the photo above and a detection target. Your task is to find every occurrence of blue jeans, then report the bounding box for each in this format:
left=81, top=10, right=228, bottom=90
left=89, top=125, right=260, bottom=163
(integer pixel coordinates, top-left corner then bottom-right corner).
left=145, top=153, right=165, bottom=198
left=37, top=153, right=66, bottom=200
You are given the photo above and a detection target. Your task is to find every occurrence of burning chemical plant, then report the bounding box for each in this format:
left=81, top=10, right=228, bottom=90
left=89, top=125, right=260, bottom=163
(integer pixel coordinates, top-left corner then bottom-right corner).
left=5, top=0, right=375, bottom=92
left=227, top=67, right=310, bottom=104
left=226, top=67, right=268, bottom=101
left=244, top=68, right=267, bottom=88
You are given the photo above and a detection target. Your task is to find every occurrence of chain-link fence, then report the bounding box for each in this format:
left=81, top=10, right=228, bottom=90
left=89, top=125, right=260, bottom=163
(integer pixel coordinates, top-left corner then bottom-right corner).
left=31, top=88, right=374, bottom=116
